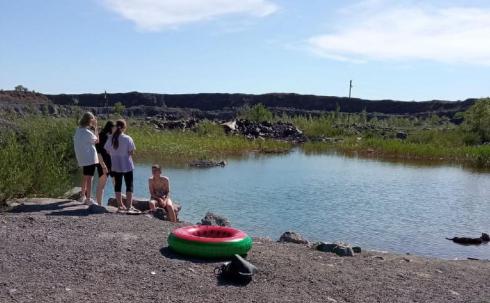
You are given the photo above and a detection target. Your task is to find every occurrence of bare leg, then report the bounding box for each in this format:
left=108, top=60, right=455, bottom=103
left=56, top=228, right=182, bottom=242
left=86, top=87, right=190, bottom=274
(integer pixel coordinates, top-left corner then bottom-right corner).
left=85, top=176, right=94, bottom=200
left=115, top=192, right=126, bottom=210
left=126, top=191, right=133, bottom=209
left=165, top=198, right=177, bottom=223
left=149, top=200, right=156, bottom=212
left=96, top=174, right=108, bottom=205
left=80, top=174, right=87, bottom=201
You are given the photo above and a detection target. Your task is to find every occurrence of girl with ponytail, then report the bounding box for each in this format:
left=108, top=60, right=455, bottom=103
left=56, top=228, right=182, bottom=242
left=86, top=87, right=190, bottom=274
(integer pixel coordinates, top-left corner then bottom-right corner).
left=104, top=119, right=136, bottom=212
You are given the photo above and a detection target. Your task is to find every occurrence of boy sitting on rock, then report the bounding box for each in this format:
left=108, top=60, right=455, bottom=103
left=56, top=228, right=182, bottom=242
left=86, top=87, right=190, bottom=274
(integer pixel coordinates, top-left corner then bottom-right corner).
left=148, top=164, right=177, bottom=222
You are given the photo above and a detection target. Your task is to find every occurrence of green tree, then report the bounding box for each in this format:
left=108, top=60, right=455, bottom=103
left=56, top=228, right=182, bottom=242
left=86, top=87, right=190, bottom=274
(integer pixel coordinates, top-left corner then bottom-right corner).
left=113, top=102, right=125, bottom=116
left=463, top=98, right=490, bottom=144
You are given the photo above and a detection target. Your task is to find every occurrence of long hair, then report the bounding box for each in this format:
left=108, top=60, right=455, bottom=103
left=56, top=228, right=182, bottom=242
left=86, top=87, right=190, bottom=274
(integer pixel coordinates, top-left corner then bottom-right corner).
left=79, top=112, right=95, bottom=128
left=100, top=120, right=115, bottom=137
left=112, top=119, right=127, bottom=150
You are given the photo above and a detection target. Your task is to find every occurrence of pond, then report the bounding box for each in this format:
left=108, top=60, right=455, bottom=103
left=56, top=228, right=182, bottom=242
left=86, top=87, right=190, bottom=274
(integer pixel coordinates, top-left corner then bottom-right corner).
left=98, top=150, right=490, bottom=260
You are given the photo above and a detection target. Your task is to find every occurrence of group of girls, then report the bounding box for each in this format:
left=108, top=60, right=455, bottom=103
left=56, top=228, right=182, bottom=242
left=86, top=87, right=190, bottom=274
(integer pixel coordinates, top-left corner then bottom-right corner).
left=73, top=112, right=177, bottom=222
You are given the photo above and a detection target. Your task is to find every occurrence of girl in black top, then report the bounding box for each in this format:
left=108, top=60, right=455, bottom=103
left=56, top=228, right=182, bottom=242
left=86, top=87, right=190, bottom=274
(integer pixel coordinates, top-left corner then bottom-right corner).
left=95, top=121, right=116, bottom=204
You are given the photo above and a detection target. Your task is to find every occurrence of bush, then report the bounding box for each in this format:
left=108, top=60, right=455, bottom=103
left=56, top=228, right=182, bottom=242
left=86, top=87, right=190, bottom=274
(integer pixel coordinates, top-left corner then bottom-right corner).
left=238, top=103, right=273, bottom=122
left=463, top=98, right=490, bottom=144
left=114, top=102, right=126, bottom=116
left=0, top=118, right=76, bottom=204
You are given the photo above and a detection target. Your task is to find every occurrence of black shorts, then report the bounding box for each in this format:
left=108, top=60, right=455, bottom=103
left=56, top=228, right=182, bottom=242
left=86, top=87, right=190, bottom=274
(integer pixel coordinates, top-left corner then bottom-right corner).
left=96, top=164, right=114, bottom=177
left=113, top=171, right=134, bottom=193
left=82, top=164, right=97, bottom=176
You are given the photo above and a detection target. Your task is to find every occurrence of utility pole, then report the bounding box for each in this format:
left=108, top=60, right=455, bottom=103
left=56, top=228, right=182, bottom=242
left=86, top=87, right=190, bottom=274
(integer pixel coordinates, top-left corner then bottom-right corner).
left=348, top=80, right=353, bottom=100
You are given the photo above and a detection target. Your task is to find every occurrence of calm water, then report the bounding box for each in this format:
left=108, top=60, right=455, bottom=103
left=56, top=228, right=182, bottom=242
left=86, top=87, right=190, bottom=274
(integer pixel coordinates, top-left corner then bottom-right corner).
left=99, top=150, right=490, bottom=260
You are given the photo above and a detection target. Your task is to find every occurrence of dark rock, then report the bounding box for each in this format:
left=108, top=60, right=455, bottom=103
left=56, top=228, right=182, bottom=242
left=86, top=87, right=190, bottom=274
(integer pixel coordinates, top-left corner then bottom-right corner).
left=352, top=246, right=362, bottom=253
left=396, top=131, right=408, bottom=140
left=189, top=160, right=227, bottom=168
left=446, top=233, right=490, bottom=245
left=333, top=246, right=354, bottom=257
left=153, top=208, right=167, bottom=221
left=200, top=212, right=231, bottom=227
left=278, top=231, right=308, bottom=245
left=108, top=195, right=181, bottom=218
left=316, top=242, right=338, bottom=253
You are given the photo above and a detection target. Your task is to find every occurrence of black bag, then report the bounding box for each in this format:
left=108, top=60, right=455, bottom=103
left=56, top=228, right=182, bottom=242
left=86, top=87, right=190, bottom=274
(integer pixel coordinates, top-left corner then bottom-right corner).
left=215, top=254, right=258, bottom=285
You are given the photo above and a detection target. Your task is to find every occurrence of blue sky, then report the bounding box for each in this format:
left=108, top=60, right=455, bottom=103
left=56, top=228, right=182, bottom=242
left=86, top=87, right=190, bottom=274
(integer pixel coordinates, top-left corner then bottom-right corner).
left=1, top=0, right=489, bottom=101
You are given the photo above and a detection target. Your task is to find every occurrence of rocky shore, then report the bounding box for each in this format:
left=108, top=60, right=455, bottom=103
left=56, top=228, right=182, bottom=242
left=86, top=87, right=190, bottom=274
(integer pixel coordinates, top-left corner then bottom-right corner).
left=1, top=199, right=490, bottom=303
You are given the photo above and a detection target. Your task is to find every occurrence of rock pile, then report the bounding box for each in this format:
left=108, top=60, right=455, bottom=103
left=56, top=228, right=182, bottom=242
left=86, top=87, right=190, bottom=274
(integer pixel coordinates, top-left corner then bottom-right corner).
left=229, top=120, right=306, bottom=142
left=189, top=160, right=227, bottom=168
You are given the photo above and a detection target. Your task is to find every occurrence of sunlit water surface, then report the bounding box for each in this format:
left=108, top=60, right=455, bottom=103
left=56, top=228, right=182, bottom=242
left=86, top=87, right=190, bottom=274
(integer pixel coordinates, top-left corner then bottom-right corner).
left=97, top=150, right=490, bottom=260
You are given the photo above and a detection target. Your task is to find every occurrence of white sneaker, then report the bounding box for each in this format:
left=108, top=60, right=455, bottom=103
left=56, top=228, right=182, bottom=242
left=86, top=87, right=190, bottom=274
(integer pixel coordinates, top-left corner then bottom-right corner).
left=84, top=198, right=96, bottom=206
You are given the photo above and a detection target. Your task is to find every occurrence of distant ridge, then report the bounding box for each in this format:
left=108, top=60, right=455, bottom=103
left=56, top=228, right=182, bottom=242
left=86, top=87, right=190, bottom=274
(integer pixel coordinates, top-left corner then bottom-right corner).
left=44, top=91, right=476, bottom=116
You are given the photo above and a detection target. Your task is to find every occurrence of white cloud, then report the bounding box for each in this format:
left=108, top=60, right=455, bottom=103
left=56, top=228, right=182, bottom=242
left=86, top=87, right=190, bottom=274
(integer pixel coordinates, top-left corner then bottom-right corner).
left=103, top=0, right=278, bottom=31
left=308, top=2, right=490, bottom=65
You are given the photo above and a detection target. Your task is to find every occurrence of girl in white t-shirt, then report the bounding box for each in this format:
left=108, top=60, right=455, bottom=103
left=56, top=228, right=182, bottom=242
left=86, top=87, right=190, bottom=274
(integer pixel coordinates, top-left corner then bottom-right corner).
left=73, top=112, right=104, bottom=205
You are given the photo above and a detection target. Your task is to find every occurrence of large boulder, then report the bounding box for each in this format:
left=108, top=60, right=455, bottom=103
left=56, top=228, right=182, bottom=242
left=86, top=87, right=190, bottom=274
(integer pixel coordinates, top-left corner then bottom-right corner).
left=278, top=231, right=309, bottom=245
left=108, top=196, right=181, bottom=219
left=63, top=187, right=82, bottom=201
left=200, top=212, right=231, bottom=227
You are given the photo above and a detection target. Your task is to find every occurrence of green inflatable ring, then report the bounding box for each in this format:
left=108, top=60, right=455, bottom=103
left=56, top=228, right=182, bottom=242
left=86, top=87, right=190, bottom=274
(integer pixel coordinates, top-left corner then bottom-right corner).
left=168, top=225, right=253, bottom=258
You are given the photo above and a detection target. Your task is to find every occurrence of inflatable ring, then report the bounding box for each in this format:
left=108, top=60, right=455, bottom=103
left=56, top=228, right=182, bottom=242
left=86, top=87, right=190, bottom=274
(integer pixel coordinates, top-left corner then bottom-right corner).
left=168, top=225, right=252, bottom=258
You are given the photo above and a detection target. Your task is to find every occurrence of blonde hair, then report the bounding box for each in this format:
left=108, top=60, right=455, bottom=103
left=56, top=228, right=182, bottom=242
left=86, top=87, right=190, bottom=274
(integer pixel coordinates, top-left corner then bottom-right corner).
left=79, top=112, right=95, bottom=128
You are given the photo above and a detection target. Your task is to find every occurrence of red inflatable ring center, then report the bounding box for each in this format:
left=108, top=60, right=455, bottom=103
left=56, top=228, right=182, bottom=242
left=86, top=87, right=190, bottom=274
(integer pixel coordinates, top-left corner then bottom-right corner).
left=172, top=225, right=247, bottom=243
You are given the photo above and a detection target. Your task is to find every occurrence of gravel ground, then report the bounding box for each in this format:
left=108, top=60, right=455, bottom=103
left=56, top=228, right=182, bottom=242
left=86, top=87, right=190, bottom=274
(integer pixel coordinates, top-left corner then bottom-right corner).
left=1, top=199, right=489, bottom=303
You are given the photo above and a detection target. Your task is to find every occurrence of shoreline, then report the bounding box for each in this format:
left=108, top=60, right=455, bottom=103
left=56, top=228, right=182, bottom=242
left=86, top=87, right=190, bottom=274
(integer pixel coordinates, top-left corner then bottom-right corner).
left=1, top=199, right=490, bottom=303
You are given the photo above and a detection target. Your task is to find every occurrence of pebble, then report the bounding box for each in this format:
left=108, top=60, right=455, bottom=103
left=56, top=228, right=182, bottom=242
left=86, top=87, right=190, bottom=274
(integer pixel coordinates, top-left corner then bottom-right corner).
left=151, top=271, right=156, bottom=275
left=65, top=287, right=71, bottom=291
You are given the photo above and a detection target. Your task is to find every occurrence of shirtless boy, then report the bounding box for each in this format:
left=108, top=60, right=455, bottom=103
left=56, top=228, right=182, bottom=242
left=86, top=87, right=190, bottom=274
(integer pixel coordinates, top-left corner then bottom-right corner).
left=148, top=164, right=177, bottom=222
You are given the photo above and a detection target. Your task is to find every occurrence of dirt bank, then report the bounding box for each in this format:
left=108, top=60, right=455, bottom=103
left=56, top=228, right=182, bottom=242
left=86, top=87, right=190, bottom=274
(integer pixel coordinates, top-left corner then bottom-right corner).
left=1, top=199, right=489, bottom=303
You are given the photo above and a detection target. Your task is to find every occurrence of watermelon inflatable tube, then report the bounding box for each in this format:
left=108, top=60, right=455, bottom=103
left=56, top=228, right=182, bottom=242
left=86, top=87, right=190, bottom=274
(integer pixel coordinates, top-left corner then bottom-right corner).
left=168, top=225, right=252, bottom=258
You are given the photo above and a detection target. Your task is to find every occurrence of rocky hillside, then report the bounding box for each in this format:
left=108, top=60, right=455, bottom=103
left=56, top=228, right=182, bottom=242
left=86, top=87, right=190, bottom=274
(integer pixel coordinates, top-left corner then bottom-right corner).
left=0, top=90, right=476, bottom=118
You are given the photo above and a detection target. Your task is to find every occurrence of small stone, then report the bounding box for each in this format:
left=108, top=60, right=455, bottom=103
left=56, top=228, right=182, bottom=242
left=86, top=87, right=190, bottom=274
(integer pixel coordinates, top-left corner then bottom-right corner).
left=402, top=257, right=411, bottom=262
left=65, top=288, right=71, bottom=291
left=151, top=271, right=156, bottom=275
left=278, top=231, right=308, bottom=245
left=326, top=297, right=338, bottom=303
left=352, top=246, right=362, bottom=253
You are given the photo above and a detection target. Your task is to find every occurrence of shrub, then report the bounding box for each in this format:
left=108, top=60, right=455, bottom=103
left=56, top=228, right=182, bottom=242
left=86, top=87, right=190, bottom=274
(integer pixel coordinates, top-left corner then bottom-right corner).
left=114, top=102, right=126, bottom=116
left=463, top=98, right=490, bottom=144
left=238, top=103, right=273, bottom=122
left=0, top=118, right=76, bottom=205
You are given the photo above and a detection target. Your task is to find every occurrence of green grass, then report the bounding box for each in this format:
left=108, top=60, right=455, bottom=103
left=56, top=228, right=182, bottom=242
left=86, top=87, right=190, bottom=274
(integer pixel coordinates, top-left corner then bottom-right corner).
left=129, top=121, right=291, bottom=162
left=303, top=131, right=490, bottom=167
